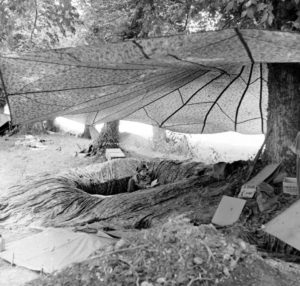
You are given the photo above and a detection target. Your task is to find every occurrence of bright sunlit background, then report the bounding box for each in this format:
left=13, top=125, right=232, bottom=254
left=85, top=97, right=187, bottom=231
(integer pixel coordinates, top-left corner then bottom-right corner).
left=54, top=116, right=264, bottom=163
left=3, top=105, right=264, bottom=163
left=54, top=117, right=153, bottom=139
left=4, top=104, right=9, bottom=115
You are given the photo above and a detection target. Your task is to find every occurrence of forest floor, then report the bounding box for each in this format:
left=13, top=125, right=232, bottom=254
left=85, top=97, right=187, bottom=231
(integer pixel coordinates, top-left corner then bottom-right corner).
left=0, top=131, right=195, bottom=285
left=1, top=131, right=300, bottom=285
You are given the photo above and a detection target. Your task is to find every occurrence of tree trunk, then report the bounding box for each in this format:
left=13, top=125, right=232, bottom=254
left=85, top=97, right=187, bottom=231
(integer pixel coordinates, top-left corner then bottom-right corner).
left=81, top=124, right=91, bottom=139
left=152, top=126, right=167, bottom=148
left=264, top=63, right=300, bottom=173
left=89, top=120, right=120, bottom=155
left=0, top=89, right=5, bottom=110
left=43, top=119, right=56, bottom=132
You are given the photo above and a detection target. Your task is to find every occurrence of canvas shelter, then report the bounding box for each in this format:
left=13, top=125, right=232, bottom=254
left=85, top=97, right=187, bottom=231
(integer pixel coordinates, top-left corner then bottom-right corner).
left=0, top=29, right=300, bottom=134
left=0, top=228, right=115, bottom=273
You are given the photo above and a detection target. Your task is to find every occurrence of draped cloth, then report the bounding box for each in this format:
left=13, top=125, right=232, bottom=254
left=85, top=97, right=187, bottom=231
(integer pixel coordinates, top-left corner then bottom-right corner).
left=0, top=29, right=299, bottom=134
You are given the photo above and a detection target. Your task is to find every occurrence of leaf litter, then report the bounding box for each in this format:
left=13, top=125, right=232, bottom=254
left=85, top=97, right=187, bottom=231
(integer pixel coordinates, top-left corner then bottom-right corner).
left=26, top=215, right=256, bottom=286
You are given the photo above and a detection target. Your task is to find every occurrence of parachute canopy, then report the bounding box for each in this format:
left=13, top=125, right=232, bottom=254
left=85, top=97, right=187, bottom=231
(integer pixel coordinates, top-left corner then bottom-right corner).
left=0, top=29, right=299, bottom=134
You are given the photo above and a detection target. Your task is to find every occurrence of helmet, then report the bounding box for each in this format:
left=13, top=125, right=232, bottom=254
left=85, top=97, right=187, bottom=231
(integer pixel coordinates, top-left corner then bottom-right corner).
left=136, top=162, right=148, bottom=172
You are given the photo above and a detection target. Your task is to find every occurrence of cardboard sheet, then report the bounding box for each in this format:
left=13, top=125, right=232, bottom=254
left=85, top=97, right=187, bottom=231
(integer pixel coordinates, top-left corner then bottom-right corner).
left=264, top=200, right=300, bottom=251
left=212, top=196, right=246, bottom=226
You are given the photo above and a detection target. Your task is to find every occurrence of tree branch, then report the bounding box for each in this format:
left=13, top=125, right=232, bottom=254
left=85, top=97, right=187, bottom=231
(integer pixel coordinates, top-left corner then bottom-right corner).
left=183, top=0, right=191, bottom=31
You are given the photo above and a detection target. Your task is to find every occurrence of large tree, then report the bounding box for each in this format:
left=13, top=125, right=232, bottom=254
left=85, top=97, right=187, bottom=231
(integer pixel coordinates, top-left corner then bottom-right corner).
left=125, top=0, right=300, bottom=169
left=218, top=0, right=300, bottom=169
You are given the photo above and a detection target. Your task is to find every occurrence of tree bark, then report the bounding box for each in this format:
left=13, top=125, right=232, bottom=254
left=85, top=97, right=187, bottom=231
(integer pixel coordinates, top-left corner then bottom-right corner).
left=264, top=63, right=300, bottom=173
left=81, top=124, right=91, bottom=139
left=89, top=120, right=120, bottom=155
left=152, top=126, right=167, bottom=148
left=43, top=119, right=56, bottom=132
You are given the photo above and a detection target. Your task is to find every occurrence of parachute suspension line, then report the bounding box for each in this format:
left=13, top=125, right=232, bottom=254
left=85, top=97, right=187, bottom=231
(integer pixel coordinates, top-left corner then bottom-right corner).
left=160, top=72, right=225, bottom=128
left=132, top=40, right=150, bottom=59
left=201, top=66, right=245, bottom=133
left=167, top=54, right=230, bottom=76
left=143, top=107, right=160, bottom=126
left=259, top=63, right=265, bottom=134
left=108, top=69, right=209, bottom=123
left=178, top=89, right=184, bottom=104
left=92, top=111, right=99, bottom=125
left=234, top=63, right=254, bottom=131
left=234, top=28, right=255, bottom=64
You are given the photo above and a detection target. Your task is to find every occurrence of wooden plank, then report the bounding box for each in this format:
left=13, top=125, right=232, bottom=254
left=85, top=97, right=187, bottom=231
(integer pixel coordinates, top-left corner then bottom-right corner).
left=264, top=199, right=300, bottom=251
left=238, top=163, right=280, bottom=198
left=212, top=196, right=246, bottom=226
left=246, top=164, right=280, bottom=185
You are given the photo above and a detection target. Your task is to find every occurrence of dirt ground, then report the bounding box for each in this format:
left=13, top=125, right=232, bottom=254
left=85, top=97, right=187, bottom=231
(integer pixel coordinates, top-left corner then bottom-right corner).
left=0, top=131, right=194, bottom=285
left=0, top=133, right=95, bottom=285
left=0, top=133, right=95, bottom=195
left=0, top=131, right=193, bottom=194
left=1, top=131, right=300, bottom=286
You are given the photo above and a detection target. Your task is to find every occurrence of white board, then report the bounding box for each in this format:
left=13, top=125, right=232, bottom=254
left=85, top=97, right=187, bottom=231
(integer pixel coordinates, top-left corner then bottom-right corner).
left=212, top=196, right=246, bottom=226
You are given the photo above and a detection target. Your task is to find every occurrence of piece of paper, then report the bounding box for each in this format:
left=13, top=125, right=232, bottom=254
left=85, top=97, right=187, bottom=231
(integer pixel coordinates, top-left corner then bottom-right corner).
left=212, top=196, right=246, bottom=226
left=283, top=177, right=298, bottom=196
left=105, top=148, right=126, bottom=160
left=151, top=179, right=159, bottom=187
